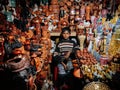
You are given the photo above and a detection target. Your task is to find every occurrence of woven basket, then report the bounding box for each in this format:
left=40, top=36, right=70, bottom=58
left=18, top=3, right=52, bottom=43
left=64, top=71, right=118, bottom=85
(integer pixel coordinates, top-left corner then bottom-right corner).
left=83, top=82, right=111, bottom=90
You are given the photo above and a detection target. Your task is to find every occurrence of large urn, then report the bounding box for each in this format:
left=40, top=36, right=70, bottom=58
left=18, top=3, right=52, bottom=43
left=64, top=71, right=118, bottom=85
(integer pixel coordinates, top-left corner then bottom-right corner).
left=85, top=4, right=91, bottom=21
left=77, top=29, right=86, bottom=51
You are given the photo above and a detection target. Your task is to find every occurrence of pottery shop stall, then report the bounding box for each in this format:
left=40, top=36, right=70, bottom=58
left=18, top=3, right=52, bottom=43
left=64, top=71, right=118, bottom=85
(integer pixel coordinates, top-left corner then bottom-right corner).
left=72, top=48, right=116, bottom=81
left=72, top=48, right=120, bottom=90
left=0, top=0, right=120, bottom=90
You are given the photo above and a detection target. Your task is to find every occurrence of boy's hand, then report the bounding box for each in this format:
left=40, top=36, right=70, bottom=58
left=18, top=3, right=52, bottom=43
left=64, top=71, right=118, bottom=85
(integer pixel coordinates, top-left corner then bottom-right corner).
left=61, top=62, right=68, bottom=70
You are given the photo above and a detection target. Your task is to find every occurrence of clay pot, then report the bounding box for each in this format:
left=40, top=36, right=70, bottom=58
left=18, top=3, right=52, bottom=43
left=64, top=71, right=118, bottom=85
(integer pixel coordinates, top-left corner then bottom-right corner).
left=70, top=25, right=75, bottom=31
left=6, top=55, right=30, bottom=72
left=73, top=69, right=83, bottom=78
left=13, top=46, right=25, bottom=55
left=50, top=5, right=59, bottom=14
left=69, top=15, right=75, bottom=20
left=31, top=53, right=37, bottom=58
left=70, top=6, right=75, bottom=15
left=51, top=0, right=58, bottom=5
left=8, top=35, right=14, bottom=41
left=31, top=17, right=40, bottom=24
left=75, top=15, right=81, bottom=21
left=85, top=5, right=91, bottom=14
left=76, top=9, right=80, bottom=15
left=61, top=20, right=69, bottom=27
left=100, top=55, right=109, bottom=65
left=59, top=1, right=65, bottom=7
left=66, top=1, right=72, bottom=7
left=25, top=39, right=30, bottom=45
left=54, top=13, right=59, bottom=20
left=32, top=17, right=41, bottom=35
left=33, top=10, right=41, bottom=16
left=12, top=50, right=22, bottom=55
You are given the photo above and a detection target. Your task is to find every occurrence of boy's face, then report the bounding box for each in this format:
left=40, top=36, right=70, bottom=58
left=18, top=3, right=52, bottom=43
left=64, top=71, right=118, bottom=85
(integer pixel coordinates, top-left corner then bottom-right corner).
left=62, top=30, right=70, bottom=39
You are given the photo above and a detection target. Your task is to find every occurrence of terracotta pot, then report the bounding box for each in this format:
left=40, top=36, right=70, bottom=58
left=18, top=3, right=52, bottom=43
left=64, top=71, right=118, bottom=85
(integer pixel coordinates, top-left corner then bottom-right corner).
left=12, top=50, right=22, bottom=55
left=70, top=6, right=75, bottom=15
left=70, top=15, right=75, bottom=20
left=70, top=25, right=75, bottom=31
left=75, top=9, right=80, bottom=15
left=85, top=13, right=90, bottom=21
left=73, top=69, right=83, bottom=78
left=54, top=13, right=59, bottom=20
left=66, top=1, right=72, bottom=7
left=61, top=20, right=69, bottom=27
left=32, top=17, right=40, bottom=25
left=8, top=35, right=14, bottom=41
left=13, top=46, right=26, bottom=55
left=51, top=0, right=58, bottom=5
left=50, top=5, right=59, bottom=14
left=100, top=55, right=109, bottom=65
left=32, top=17, right=41, bottom=35
left=6, top=55, right=30, bottom=72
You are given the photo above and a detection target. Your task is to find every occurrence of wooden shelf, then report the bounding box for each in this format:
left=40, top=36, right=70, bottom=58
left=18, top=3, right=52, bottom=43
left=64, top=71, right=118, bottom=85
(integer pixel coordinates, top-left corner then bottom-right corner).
left=50, top=31, right=76, bottom=36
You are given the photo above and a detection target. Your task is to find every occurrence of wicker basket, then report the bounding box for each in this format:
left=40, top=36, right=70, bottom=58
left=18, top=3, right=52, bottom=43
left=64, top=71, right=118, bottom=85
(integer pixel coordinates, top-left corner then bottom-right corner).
left=83, top=82, right=111, bottom=90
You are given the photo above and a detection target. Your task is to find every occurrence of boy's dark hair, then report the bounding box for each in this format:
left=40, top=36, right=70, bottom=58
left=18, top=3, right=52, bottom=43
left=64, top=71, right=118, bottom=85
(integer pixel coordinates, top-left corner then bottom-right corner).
left=61, top=27, right=71, bottom=34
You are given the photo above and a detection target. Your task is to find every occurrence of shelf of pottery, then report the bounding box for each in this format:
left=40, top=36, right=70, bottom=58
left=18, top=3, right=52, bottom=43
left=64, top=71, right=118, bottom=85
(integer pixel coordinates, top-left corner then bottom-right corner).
left=49, top=0, right=92, bottom=33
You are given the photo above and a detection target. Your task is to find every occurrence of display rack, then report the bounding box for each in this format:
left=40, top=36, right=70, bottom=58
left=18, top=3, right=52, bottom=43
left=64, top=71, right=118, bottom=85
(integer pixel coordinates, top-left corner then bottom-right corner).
left=50, top=31, right=76, bottom=36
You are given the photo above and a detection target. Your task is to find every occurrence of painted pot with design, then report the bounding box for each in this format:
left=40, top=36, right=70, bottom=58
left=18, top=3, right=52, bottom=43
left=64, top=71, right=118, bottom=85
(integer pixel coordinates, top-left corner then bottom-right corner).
left=70, top=6, right=76, bottom=15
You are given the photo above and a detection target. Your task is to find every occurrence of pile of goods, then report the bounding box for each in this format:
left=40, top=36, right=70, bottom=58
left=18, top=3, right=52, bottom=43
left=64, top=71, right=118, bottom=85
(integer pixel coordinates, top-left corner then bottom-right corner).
left=108, top=29, right=120, bottom=72
left=108, top=28, right=120, bottom=57
left=81, top=63, right=115, bottom=81
left=72, top=48, right=97, bottom=67
left=80, top=52, right=97, bottom=65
